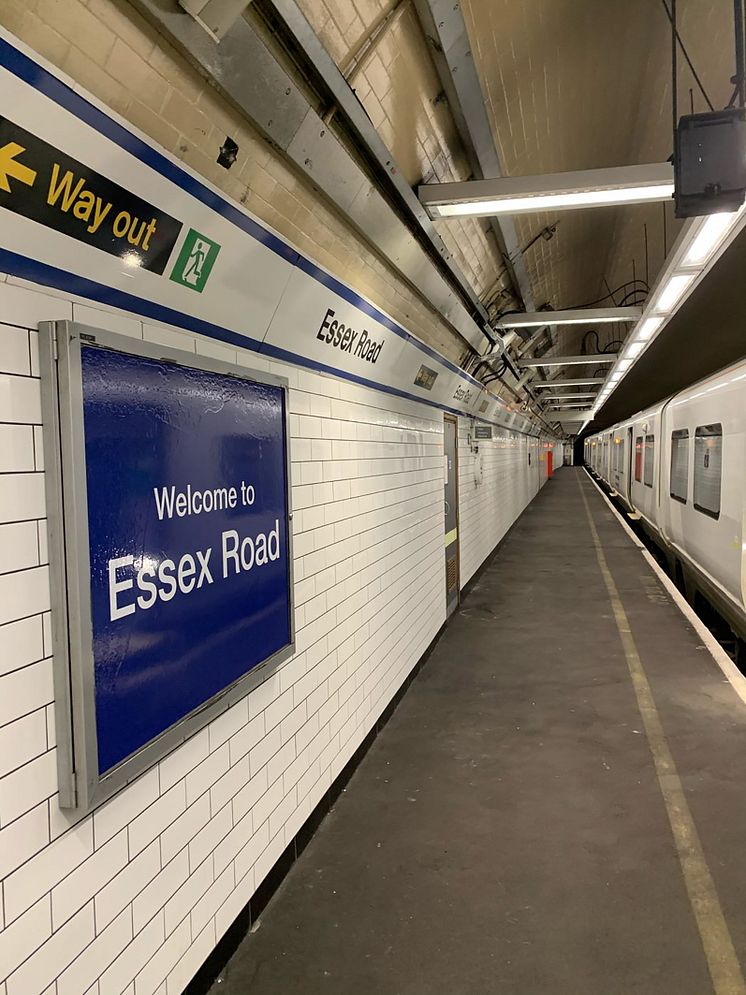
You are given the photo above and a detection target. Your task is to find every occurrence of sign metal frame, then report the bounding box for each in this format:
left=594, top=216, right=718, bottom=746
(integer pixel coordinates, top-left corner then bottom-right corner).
left=40, top=321, right=295, bottom=813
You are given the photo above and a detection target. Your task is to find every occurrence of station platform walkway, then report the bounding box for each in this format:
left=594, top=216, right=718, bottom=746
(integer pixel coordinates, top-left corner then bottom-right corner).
left=206, top=467, right=746, bottom=995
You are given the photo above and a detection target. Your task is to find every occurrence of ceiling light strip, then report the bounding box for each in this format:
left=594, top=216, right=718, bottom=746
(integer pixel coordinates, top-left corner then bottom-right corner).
left=587, top=203, right=746, bottom=424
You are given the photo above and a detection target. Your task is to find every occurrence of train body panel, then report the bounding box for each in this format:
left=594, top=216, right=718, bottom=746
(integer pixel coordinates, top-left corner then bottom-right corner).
left=586, top=356, right=746, bottom=640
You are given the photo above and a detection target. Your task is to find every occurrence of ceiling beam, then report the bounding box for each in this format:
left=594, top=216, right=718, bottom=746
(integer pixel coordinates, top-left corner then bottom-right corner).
left=518, top=354, right=618, bottom=368
left=411, top=0, right=535, bottom=312
left=497, top=307, right=641, bottom=329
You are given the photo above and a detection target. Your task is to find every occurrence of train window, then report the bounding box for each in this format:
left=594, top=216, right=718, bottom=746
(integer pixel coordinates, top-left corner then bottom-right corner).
left=644, top=434, right=655, bottom=487
left=634, top=436, right=643, bottom=481
left=694, top=424, right=722, bottom=519
left=670, top=430, right=689, bottom=503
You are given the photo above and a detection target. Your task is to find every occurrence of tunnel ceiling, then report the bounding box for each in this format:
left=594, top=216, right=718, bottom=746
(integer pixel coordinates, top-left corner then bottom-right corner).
left=461, top=0, right=736, bottom=360
left=287, top=0, right=740, bottom=421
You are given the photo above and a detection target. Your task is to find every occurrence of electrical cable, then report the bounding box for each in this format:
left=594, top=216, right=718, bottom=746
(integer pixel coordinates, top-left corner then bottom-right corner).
left=560, top=279, right=649, bottom=311
left=660, top=0, right=715, bottom=112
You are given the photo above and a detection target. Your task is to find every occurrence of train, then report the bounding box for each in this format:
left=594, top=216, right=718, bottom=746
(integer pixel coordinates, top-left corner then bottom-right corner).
left=584, top=355, right=746, bottom=657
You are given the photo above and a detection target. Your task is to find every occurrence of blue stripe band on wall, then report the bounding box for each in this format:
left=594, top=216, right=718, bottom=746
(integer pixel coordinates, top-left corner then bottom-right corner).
left=0, top=248, right=505, bottom=428
left=0, top=34, right=485, bottom=394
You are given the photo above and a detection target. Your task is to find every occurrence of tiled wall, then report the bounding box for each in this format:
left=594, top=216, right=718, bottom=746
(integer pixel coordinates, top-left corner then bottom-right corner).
left=459, top=425, right=538, bottom=587
left=0, top=278, right=550, bottom=994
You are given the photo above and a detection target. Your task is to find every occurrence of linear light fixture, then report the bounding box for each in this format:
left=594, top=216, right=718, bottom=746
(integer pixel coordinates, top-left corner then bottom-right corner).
left=499, top=307, right=640, bottom=330
left=419, top=163, right=674, bottom=219
left=517, top=353, right=619, bottom=369
left=533, top=378, right=605, bottom=387
left=540, top=394, right=597, bottom=400
left=586, top=201, right=746, bottom=429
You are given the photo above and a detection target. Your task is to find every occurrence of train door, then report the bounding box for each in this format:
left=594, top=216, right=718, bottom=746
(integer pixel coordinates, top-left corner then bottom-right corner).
left=443, top=415, right=460, bottom=617
left=626, top=425, right=634, bottom=504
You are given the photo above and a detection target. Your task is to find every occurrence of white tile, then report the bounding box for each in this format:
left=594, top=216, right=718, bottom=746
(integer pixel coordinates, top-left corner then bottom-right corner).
left=72, top=303, right=144, bottom=339
left=0, top=521, right=39, bottom=574
left=208, top=699, right=249, bottom=752
left=0, top=424, right=34, bottom=473
left=185, top=743, right=229, bottom=806
left=166, top=918, right=215, bottom=995
left=0, top=325, right=30, bottom=375
left=163, top=851, right=213, bottom=935
left=228, top=712, right=265, bottom=766
left=210, top=754, right=249, bottom=816
left=6, top=902, right=94, bottom=995
left=33, top=425, right=44, bottom=471
left=0, top=748, right=57, bottom=828
left=0, top=473, right=46, bottom=524
left=0, top=658, right=54, bottom=728
left=160, top=792, right=210, bottom=865
left=215, top=865, right=254, bottom=938
left=0, top=616, right=44, bottom=676
left=0, top=800, right=49, bottom=879
left=49, top=793, right=92, bottom=842
left=187, top=801, right=232, bottom=873
left=3, top=813, right=92, bottom=922
left=0, top=374, right=42, bottom=424
left=57, top=908, right=133, bottom=995
left=190, top=864, right=234, bottom=938
left=52, top=829, right=129, bottom=929
left=132, top=850, right=189, bottom=934
left=231, top=765, right=268, bottom=824
left=93, top=767, right=159, bottom=847
left=0, top=560, right=50, bottom=625
left=158, top=728, right=209, bottom=793
left=98, top=913, right=165, bottom=995
left=128, top=781, right=186, bottom=856
left=134, top=917, right=190, bottom=995
left=0, top=282, right=73, bottom=327
left=28, top=331, right=39, bottom=377
left=0, top=896, right=51, bottom=982
left=247, top=724, right=282, bottom=777
left=142, top=323, right=196, bottom=352
left=37, top=520, right=48, bottom=565
left=0, top=708, right=47, bottom=778
left=95, top=839, right=160, bottom=930
left=196, top=336, right=237, bottom=364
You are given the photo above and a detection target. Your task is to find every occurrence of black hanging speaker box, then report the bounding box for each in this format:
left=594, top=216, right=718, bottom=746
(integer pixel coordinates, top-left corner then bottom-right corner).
left=675, top=108, right=746, bottom=218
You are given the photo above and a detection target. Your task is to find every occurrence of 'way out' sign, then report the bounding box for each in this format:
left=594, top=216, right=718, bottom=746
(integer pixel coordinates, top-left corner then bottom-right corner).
left=0, top=117, right=182, bottom=272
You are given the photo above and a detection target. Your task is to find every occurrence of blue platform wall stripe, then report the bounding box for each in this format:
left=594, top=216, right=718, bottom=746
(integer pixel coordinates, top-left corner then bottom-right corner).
left=0, top=34, right=485, bottom=392
left=0, top=248, right=517, bottom=428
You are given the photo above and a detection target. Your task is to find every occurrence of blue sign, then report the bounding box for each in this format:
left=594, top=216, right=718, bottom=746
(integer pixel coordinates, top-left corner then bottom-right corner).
left=80, top=345, right=291, bottom=775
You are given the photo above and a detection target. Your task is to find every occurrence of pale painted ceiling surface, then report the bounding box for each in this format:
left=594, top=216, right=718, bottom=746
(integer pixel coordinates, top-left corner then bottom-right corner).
left=293, top=0, right=737, bottom=393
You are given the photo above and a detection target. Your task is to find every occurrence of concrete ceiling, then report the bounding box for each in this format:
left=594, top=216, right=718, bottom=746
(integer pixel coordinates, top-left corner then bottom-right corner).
left=289, top=0, right=741, bottom=419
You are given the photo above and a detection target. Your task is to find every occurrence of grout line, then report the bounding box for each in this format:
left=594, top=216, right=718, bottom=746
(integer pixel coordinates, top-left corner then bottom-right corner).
left=584, top=467, right=746, bottom=707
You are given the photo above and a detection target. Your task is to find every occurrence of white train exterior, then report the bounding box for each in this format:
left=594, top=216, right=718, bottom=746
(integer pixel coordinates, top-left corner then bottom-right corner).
left=584, top=357, right=746, bottom=644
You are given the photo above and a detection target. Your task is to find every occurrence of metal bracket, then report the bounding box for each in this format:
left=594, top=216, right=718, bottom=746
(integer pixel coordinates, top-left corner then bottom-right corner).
left=178, top=0, right=254, bottom=40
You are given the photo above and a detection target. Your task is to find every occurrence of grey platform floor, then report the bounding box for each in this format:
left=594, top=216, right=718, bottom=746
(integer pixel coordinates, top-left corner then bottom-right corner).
left=208, top=467, right=746, bottom=994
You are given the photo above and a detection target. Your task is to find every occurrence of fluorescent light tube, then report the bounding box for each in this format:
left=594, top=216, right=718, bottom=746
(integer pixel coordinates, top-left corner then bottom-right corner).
left=683, top=212, right=736, bottom=266
left=636, top=316, right=664, bottom=341
left=431, top=184, right=675, bottom=217
left=653, top=272, right=695, bottom=313
left=626, top=341, right=646, bottom=358
left=617, top=359, right=633, bottom=371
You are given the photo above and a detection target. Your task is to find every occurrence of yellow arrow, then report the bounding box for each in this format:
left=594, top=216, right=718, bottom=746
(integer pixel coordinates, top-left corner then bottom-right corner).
left=0, top=142, right=37, bottom=194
